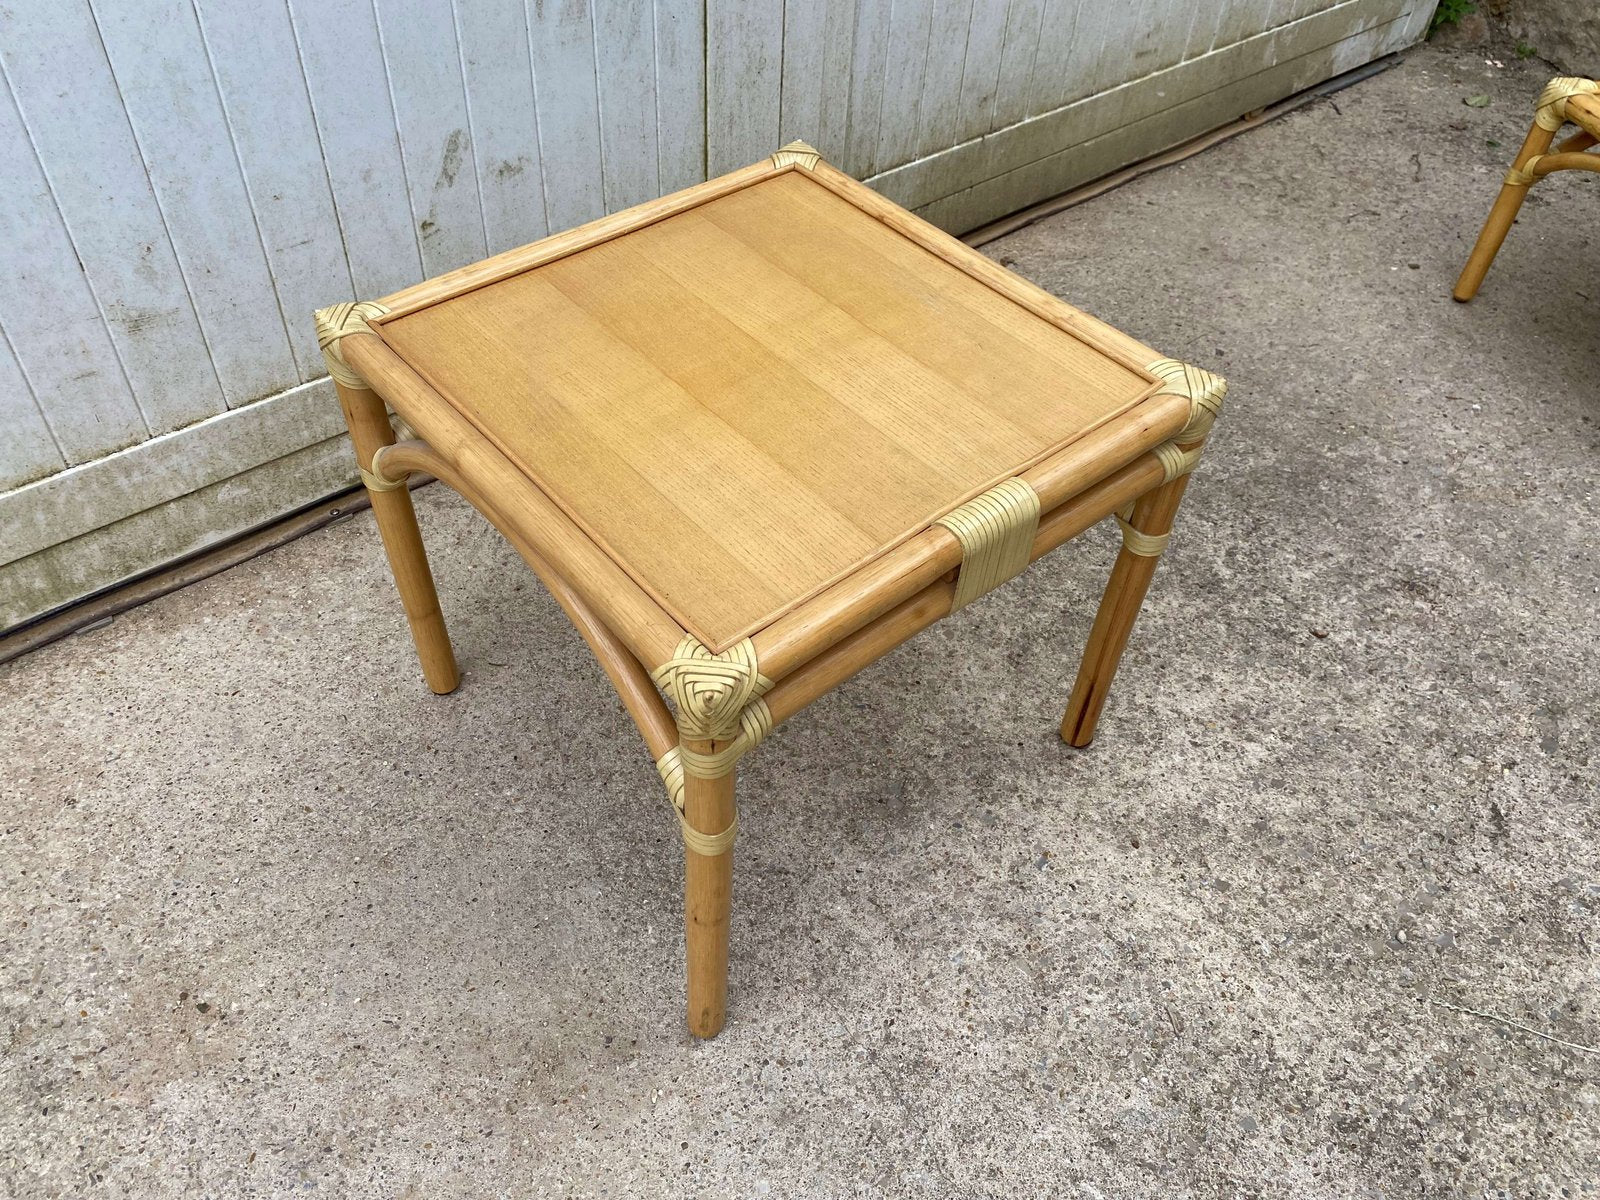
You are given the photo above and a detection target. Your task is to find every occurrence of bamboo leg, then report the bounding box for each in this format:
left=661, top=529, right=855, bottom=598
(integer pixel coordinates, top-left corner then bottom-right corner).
left=1060, top=474, right=1191, bottom=748
left=1454, top=118, right=1557, bottom=302
left=682, top=739, right=735, bottom=1039
left=335, top=379, right=460, bottom=695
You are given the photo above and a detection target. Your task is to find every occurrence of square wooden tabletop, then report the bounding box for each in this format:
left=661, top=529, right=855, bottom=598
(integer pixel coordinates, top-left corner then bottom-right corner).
left=372, top=166, right=1165, bottom=652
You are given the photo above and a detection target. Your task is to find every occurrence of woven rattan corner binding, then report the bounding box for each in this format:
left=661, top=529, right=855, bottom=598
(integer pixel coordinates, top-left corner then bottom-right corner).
left=1456, top=76, right=1600, bottom=300
left=314, top=139, right=1227, bottom=1038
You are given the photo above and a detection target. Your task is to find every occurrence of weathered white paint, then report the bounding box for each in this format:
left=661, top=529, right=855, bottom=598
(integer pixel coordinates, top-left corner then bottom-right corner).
left=0, top=434, right=358, bottom=632
left=777, top=0, right=855, bottom=154
left=2, top=379, right=344, bottom=570
left=875, top=0, right=1411, bottom=219
left=377, top=0, right=489, bottom=279
left=916, top=0, right=971, bottom=157
left=528, top=0, right=607, bottom=232
left=0, top=1, right=224, bottom=452
left=842, top=0, right=894, bottom=178
left=0, top=0, right=1437, bottom=630
left=96, top=0, right=302, bottom=408
left=194, top=0, right=357, bottom=382
left=988, top=0, right=1044, bottom=134
left=0, top=325, right=64, bottom=489
left=288, top=0, right=424, bottom=298
left=953, top=0, right=1010, bottom=146
left=653, top=0, right=706, bottom=193
left=705, top=0, right=783, bottom=175
left=875, top=0, right=936, bottom=173
left=454, top=0, right=551, bottom=252
left=0, top=62, right=148, bottom=474
left=594, top=0, right=662, bottom=211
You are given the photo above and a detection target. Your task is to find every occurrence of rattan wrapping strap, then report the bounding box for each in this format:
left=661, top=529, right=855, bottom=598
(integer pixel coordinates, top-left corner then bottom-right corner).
left=1505, top=156, right=1544, bottom=186
left=677, top=699, right=773, bottom=779
left=361, top=444, right=408, bottom=492
left=359, top=465, right=406, bottom=492
left=935, top=478, right=1041, bottom=612
left=771, top=139, right=821, bottom=169
left=1154, top=441, right=1203, bottom=482
left=1115, top=504, right=1170, bottom=557
left=652, top=636, right=772, bottom=741
left=1147, top=358, right=1226, bottom=442
left=314, top=300, right=391, bottom=389
left=656, top=749, right=737, bottom=856
left=651, top=637, right=775, bottom=853
left=1535, top=77, right=1600, bottom=131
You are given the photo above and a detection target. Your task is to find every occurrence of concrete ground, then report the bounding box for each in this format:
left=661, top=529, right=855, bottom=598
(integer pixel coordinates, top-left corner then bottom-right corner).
left=4, top=37, right=1597, bottom=1200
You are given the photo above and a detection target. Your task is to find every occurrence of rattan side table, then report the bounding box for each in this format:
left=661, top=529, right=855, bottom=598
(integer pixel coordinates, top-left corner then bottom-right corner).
left=314, top=141, right=1225, bottom=1039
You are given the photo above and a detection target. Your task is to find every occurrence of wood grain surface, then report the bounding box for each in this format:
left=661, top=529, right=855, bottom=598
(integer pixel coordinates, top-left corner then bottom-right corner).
left=378, top=170, right=1152, bottom=650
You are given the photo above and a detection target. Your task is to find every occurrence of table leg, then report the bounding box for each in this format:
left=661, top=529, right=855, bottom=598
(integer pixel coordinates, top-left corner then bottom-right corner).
left=335, top=379, right=460, bottom=695
left=1060, top=473, right=1191, bottom=748
left=1454, top=112, right=1557, bottom=302
left=682, top=740, right=735, bottom=1038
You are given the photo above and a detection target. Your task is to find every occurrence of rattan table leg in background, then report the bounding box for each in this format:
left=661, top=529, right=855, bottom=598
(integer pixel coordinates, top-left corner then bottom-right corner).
left=1455, top=76, right=1600, bottom=301
left=1060, top=473, right=1192, bottom=748
left=1454, top=117, right=1557, bottom=302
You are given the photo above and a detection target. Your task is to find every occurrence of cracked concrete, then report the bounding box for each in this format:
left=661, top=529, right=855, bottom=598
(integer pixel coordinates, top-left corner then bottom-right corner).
left=3, top=37, right=1597, bottom=1199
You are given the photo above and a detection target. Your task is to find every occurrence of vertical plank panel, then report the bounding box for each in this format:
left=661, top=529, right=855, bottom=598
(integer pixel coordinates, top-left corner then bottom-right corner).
left=953, top=0, right=1012, bottom=144
left=453, top=0, right=549, bottom=254
left=374, top=0, right=488, bottom=278
left=779, top=0, right=855, bottom=155
left=1184, top=4, right=1228, bottom=59
left=654, top=0, right=707, bottom=192
left=1212, top=0, right=1280, bottom=53
left=0, top=323, right=67, bottom=490
left=0, top=0, right=223, bottom=438
left=1137, top=0, right=1197, bottom=73
left=778, top=0, right=824, bottom=146
left=195, top=0, right=354, bottom=382
left=1064, top=3, right=1121, bottom=106
left=815, top=0, right=858, bottom=157
left=990, top=0, right=1047, bottom=130
left=595, top=0, right=661, bottom=211
left=528, top=0, right=607, bottom=232
left=842, top=0, right=893, bottom=177
left=288, top=0, right=423, bottom=299
left=875, top=0, right=937, bottom=170
left=0, top=66, right=146, bottom=468
left=457, top=0, right=550, bottom=254
left=1086, top=1, right=1153, bottom=97
left=705, top=0, right=783, bottom=175
left=1025, top=0, right=1089, bottom=115
left=916, top=0, right=975, bottom=155
left=93, top=0, right=300, bottom=409
left=1176, top=2, right=1220, bottom=62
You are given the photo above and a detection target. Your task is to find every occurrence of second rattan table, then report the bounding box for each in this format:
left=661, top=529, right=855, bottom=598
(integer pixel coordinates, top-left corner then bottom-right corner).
left=315, top=141, right=1225, bottom=1039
